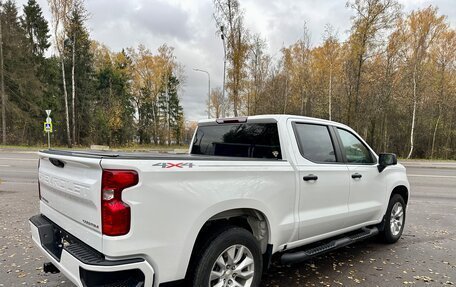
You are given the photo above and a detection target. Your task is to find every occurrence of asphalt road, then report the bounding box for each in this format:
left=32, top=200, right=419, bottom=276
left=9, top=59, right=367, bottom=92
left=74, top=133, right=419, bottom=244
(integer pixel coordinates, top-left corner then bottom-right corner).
left=0, top=151, right=455, bottom=287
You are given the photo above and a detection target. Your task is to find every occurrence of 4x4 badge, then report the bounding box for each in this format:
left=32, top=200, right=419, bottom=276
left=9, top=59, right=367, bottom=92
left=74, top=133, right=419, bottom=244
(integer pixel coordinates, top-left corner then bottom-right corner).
left=153, top=162, right=194, bottom=168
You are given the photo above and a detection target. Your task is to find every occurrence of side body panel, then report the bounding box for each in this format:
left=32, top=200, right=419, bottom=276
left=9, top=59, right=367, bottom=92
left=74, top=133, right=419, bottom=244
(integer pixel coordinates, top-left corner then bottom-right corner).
left=297, top=164, right=350, bottom=239
left=286, top=119, right=351, bottom=239
left=278, top=118, right=410, bottom=251
left=100, top=159, right=296, bottom=284
left=345, top=164, right=387, bottom=227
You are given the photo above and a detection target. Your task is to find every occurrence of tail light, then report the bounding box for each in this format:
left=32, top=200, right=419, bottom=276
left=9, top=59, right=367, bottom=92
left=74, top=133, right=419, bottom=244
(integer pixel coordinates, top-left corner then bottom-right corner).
left=101, top=169, right=138, bottom=236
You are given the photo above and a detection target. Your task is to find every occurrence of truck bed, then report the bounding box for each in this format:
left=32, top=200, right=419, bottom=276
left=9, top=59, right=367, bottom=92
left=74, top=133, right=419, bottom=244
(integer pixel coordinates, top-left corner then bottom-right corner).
left=40, top=149, right=281, bottom=161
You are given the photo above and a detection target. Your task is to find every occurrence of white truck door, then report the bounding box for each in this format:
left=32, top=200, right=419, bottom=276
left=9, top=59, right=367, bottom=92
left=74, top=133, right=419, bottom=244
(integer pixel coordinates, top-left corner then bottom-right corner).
left=334, top=127, right=387, bottom=227
left=289, top=121, right=350, bottom=239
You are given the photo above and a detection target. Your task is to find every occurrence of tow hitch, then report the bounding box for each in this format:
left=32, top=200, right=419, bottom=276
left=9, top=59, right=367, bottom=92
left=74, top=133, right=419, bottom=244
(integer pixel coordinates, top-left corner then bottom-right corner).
left=43, top=262, right=60, bottom=274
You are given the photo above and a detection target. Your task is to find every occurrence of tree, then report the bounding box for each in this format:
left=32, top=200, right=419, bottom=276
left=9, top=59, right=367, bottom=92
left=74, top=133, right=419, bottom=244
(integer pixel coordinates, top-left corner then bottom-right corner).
left=1, top=0, right=44, bottom=144
left=321, top=25, right=340, bottom=121
left=209, top=87, right=224, bottom=118
left=90, top=43, right=134, bottom=145
left=246, top=34, right=269, bottom=115
left=429, top=28, right=456, bottom=158
left=278, top=25, right=313, bottom=116
left=214, top=0, right=250, bottom=116
left=22, top=0, right=50, bottom=58
left=159, top=74, right=183, bottom=144
left=64, top=1, right=91, bottom=145
left=128, top=44, right=180, bottom=144
left=345, top=0, right=401, bottom=125
left=0, top=3, right=5, bottom=144
left=291, top=25, right=312, bottom=116
left=48, top=0, right=73, bottom=147
left=394, top=6, right=447, bottom=158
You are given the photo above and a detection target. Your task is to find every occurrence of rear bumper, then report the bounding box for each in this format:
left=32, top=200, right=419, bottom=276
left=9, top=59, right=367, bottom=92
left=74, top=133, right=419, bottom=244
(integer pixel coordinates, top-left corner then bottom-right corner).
left=29, top=215, right=155, bottom=287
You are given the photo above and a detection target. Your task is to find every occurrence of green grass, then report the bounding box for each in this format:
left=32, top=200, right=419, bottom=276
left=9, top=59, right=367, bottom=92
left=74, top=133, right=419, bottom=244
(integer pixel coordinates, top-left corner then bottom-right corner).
left=110, top=144, right=189, bottom=152
left=0, top=144, right=189, bottom=152
left=0, top=145, right=46, bottom=151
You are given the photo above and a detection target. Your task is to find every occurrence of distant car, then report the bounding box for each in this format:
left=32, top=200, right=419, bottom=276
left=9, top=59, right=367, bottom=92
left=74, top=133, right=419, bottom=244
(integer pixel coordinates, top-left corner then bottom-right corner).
left=30, top=115, right=410, bottom=287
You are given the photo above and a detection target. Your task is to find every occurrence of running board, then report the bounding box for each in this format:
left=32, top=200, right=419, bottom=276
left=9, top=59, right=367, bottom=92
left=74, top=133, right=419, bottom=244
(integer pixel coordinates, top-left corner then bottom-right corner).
left=281, top=227, right=379, bottom=265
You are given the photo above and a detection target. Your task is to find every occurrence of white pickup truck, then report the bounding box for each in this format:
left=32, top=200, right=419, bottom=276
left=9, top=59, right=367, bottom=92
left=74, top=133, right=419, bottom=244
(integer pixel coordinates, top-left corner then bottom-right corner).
left=30, top=115, right=410, bottom=287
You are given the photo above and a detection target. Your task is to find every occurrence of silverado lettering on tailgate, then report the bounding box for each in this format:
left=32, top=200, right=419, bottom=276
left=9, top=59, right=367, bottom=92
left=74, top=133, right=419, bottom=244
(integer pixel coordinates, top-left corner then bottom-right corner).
left=39, top=172, right=90, bottom=194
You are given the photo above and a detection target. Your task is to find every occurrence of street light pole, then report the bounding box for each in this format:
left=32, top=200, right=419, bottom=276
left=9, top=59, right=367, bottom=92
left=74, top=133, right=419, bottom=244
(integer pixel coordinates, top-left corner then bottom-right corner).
left=220, top=26, right=227, bottom=118
left=193, top=68, right=210, bottom=119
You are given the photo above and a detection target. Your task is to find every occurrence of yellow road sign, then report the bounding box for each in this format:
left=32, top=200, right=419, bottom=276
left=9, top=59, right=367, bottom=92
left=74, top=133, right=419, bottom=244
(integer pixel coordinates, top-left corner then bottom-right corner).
left=44, top=122, right=53, bottom=133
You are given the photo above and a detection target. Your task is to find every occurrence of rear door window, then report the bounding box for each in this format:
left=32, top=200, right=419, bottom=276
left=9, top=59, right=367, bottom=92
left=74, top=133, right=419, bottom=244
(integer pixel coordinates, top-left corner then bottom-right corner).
left=294, top=123, right=337, bottom=163
left=191, top=123, right=281, bottom=159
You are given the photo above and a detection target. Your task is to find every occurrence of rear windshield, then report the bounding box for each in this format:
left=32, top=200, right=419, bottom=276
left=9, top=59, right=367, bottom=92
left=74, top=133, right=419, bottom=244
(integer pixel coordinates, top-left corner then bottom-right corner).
left=191, top=123, right=282, bottom=159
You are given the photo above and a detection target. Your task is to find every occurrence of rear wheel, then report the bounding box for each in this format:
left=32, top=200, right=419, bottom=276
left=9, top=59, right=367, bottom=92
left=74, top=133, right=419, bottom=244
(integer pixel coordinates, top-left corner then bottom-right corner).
left=379, top=194, right=406, bottom=243
left=192, top=227, right=263, bottom=287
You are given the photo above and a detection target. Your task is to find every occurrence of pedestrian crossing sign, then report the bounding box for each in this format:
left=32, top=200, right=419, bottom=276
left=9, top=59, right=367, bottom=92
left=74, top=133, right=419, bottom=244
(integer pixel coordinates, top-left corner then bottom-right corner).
left=44, top=122, right=53, bottom=133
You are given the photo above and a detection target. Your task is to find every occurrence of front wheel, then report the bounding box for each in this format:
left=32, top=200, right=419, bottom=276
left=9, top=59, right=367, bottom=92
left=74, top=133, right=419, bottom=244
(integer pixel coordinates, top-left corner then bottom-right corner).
left=192, top=227, right=263, bottom=287
left=379, top=194, right=406, bottom=243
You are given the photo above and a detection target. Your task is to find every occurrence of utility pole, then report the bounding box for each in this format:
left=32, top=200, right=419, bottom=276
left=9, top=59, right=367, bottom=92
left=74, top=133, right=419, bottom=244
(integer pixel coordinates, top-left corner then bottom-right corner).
left=220, top=26, right=227, bottom=118
left=193, top=68, right=211, bottom=119
left=0, top=15, right=6, bottom=145
left=166, top=66, right=170, bottom=145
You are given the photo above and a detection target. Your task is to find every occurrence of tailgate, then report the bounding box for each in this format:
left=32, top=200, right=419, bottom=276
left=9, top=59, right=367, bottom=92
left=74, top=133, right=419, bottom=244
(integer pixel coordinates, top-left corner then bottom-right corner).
left=38, top=152, right=103, bottom=251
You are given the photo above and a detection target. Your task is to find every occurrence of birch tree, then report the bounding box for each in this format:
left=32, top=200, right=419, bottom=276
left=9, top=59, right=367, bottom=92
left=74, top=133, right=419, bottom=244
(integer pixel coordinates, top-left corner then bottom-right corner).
left=322, top=25, right=340, bottom=121
left=65, top=0, right=88, bottom=145
left=430, top=29, right=456, bottom=158
left=48, top=0, right=73, bottom=146
left=396, top=7, right=447, bottom=158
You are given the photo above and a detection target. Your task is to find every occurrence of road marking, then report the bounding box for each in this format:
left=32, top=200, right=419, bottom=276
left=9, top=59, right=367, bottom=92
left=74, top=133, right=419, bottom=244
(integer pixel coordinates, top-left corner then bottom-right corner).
left=0, top=164, right=10, bottom=167
left=0, top=158, right=37, bottom=161
left=408, top=174, right=456, bottom=179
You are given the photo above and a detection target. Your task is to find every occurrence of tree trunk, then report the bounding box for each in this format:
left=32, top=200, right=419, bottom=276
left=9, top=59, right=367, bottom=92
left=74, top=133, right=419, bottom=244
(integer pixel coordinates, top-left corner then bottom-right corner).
left=346, top=86, right=353, bottom=125
left=431, top=111, right=441, bottom=159
left=71, top=34, right=76, bottom=146
left=61, top=58, right=72, bottom=147
left=152, top=103, right=158, bottom=144
left=283, top=76, right=288, bottom=114
left=328, top=64, right=332, bottom=121
left=407, top=64, right=418, bottom=159
left=383, top=115, right=388, bottom=152
left=233, top=89, right=238, bottom=117
left=305, top=93, right=311, bottom=116
left=166, top=77, right=171, bottom=145
left=0, top=18, right=6, bottom=145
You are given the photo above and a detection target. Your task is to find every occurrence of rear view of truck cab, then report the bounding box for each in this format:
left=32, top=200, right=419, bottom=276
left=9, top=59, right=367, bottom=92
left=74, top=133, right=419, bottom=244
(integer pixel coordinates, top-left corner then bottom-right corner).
left=30, top=153, right=154, bottom=287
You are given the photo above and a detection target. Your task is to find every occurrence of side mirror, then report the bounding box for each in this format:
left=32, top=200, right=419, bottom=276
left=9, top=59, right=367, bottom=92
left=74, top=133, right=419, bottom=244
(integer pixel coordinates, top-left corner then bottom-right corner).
left=378, top=153, right=397, bottom=172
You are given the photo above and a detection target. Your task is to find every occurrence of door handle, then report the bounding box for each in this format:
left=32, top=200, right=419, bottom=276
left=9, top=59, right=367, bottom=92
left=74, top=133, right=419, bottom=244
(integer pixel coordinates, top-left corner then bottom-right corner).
left=303, top=174, right=318, bottom=181
left=351, top=173, right=362, bottom=179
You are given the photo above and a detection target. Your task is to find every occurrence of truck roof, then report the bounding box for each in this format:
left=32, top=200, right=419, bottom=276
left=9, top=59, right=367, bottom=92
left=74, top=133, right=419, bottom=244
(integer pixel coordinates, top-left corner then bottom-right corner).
left=198, top=114, right=351, bottom=130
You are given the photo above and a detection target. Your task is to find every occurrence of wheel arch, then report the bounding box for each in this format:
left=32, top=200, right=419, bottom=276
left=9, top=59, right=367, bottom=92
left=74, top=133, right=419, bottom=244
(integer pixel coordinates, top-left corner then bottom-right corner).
left=390, top=185, right=409, bottom=205
left=184, top=206, right=273, bottom=281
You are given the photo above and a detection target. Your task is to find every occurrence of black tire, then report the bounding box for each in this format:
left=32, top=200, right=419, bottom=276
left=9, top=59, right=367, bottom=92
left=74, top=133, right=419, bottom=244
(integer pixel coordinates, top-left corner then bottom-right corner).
left=379, top=194, right=406, bottom=243
left=191, top=227, right=263, bottom=287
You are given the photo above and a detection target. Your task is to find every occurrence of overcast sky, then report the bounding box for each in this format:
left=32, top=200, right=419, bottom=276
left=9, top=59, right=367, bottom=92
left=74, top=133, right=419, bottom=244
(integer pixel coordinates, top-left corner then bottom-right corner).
left=16, top=0, right=456, bottom=121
